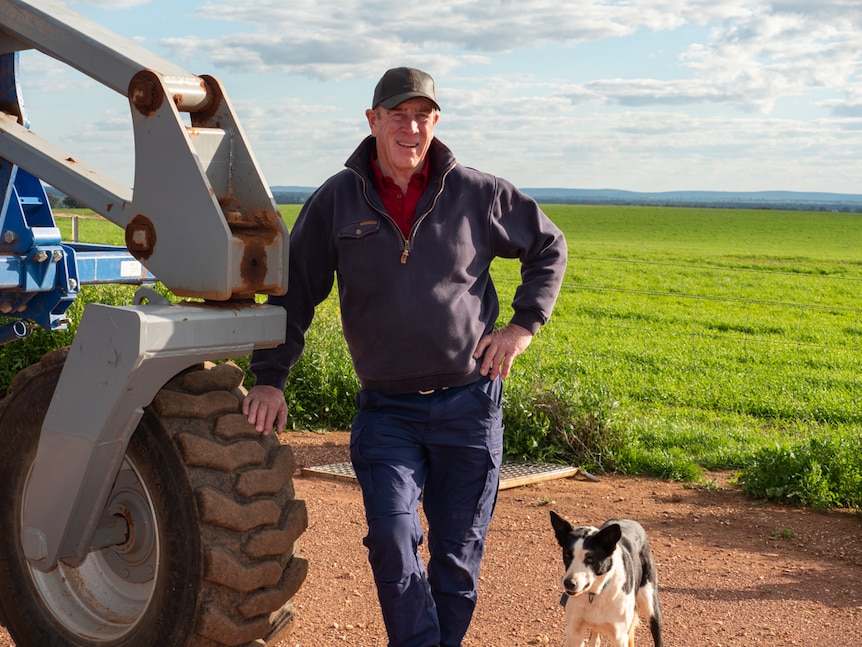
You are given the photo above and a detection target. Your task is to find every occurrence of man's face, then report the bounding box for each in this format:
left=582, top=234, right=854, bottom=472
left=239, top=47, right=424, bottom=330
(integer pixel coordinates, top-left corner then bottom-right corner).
left=366, top=98, right=439, bottom=179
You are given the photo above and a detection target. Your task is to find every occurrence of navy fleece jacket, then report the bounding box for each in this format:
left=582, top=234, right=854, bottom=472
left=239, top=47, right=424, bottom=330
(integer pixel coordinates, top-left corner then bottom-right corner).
left=250, top=136, right=567, bottom=395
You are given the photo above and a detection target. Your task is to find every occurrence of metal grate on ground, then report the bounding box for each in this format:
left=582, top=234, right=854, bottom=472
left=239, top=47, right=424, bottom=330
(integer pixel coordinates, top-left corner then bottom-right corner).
left=302, top=461, right=597, bottom=490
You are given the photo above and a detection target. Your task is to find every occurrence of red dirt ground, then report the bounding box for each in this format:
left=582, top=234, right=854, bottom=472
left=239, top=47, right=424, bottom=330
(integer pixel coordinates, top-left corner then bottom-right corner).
left=1, top=430, right=860, bottom=647
left=275, top=431, right=862, bottom=647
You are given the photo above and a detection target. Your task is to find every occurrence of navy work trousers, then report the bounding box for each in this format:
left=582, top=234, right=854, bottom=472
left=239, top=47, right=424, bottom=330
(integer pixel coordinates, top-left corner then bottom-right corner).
left=350, top=376, right=504, bottom=647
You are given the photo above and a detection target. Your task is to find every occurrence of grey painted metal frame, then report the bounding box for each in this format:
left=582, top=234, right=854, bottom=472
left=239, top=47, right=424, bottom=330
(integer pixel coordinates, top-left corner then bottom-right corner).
left=0, top=0, right=291, bottom=570
left=0, top=0, right=289, bottom=301
left=22, top=300, right=286, bottom=570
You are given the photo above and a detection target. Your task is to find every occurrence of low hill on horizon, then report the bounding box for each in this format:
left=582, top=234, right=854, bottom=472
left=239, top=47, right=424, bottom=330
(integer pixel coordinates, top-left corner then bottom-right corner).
left=270, top=185, right=862, bottom=212
left=522, top=187, right=862, bottom=211
left=43, top=182, right=862, bottom=213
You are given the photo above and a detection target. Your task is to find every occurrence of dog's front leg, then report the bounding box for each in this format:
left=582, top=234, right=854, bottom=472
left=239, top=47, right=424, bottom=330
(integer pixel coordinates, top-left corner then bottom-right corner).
left=566, top=621, right=591, bottom=647
left=605, top=625, right=630, bottom=647
left=627, top=613, right=640, bottom=647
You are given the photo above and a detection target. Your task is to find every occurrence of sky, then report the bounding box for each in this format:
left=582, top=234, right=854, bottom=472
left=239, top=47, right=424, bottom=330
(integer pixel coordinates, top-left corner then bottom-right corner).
left=11, top=0, right=862, bottom=194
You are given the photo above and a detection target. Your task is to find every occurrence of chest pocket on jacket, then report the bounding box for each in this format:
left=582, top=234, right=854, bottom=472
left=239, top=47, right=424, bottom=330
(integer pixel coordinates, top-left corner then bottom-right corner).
left=338, top=219, right=381, bottom=239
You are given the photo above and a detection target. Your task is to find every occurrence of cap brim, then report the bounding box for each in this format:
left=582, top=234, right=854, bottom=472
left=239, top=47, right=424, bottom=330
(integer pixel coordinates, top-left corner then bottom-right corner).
left=378, top=92, right=440, bottom=111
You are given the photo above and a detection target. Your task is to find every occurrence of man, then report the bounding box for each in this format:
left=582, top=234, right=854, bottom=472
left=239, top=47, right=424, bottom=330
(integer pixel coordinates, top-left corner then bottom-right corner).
left=244, top=67, right=567, bottom=647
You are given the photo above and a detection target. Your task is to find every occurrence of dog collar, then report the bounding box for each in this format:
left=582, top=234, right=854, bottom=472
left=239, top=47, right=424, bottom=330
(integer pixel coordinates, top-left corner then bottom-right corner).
left=560, top=579, right=611, bottom=608
left=591, top=579, right=611, bottom=603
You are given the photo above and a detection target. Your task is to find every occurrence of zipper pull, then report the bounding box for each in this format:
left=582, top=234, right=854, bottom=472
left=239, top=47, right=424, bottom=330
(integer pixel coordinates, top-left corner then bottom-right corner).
left=400, top=248, right=409, bottom=264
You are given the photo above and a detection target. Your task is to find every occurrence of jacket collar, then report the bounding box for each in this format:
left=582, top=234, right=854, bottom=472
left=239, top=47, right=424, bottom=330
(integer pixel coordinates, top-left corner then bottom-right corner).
left=345, top=135, right=456, bottom=184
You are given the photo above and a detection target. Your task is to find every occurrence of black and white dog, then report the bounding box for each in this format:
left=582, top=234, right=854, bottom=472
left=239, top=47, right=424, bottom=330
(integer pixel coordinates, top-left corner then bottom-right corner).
left=550, top=510, right=663, bottom=647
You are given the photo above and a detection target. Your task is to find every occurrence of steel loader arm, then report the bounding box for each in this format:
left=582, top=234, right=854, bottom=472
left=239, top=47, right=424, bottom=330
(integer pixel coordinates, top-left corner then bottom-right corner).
left=0, top=0, right=288, bottom=300
left=0, top=0, right=289, bottom=572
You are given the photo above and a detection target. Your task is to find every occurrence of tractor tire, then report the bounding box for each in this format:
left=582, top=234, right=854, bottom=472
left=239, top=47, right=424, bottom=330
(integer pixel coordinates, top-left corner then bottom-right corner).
left=0, top=348, right=308, bottom=647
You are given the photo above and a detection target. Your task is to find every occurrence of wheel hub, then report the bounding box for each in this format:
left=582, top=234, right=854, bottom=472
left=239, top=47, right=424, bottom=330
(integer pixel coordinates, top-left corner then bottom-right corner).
left=28, top=457, right=159, bottom=639
left=102, top=468, right=158, bottom=583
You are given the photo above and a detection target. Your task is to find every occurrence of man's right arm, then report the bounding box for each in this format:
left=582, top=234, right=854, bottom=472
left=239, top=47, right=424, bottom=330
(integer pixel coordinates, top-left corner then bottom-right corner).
left=244, top=190, right=337, bottom=435
left=243, top=384, right=288, bottom=435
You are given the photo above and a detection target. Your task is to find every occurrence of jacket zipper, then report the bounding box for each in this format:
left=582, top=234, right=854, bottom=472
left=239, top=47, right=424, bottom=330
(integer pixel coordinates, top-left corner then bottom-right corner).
left=352, top=161, right=456, bottom=264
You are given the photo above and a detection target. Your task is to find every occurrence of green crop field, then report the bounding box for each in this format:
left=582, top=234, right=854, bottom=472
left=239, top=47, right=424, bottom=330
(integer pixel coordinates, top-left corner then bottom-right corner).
left=497, top=206, right=861, bottom=503
left=28, top=205, right=862, bottom=508
left=272, top=204, right=862, bottom=508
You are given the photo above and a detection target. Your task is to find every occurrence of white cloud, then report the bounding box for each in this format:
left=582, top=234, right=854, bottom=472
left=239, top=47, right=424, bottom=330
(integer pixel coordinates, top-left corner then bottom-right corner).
left=676, top=5, right=862, bottom=111
left=72, top=0, right=151, bottom=8
left=14, top=0, right=862, bottom=192
left=154, top=1, right=862, bottom=119
left=162, top=0, right=729, bottom=76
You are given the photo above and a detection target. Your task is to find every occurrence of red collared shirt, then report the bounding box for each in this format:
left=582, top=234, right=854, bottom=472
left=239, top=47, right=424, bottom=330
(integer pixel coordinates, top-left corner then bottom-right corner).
left=371, top=152, right=429, bottom=239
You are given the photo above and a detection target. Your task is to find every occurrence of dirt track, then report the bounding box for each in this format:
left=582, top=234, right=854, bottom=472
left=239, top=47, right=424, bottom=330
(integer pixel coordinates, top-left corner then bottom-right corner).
left=275, top=432, right=862, bottom=646
left=1, top=430, right=860, bottom=647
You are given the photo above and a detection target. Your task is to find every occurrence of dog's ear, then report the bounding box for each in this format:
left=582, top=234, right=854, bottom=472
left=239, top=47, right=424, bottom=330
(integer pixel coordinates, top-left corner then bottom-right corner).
left=596, top=523, right=622, bottom=553
left=549, top=510, right=573, bottom=544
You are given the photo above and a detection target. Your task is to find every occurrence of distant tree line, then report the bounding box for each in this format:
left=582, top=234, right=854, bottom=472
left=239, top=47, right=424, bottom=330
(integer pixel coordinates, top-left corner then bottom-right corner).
left=270, top=190, right=310, bottom=205
left=47, top=194, right=86, bottom=210
left=44, top=185, right=862, bottom=212
left=536, top=197, right=862, bottom=212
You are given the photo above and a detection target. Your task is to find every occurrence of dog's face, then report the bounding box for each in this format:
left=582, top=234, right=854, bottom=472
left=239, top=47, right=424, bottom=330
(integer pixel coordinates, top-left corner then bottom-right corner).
left=550, top=510, right=622, bottom=598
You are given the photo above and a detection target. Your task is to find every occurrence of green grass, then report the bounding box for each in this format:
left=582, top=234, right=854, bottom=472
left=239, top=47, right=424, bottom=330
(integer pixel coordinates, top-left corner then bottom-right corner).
left=503, top=207, right=860, bottom=492
left=275, top=204, right=862, bottom=506
left=54, top=212, right=126, bottom=245
left=10, top=205, right=862, bottom=509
